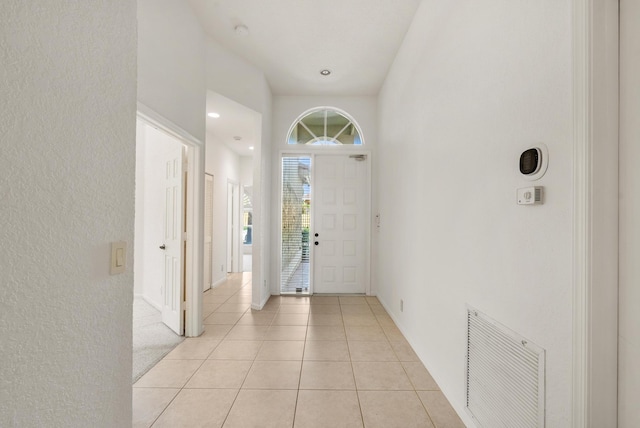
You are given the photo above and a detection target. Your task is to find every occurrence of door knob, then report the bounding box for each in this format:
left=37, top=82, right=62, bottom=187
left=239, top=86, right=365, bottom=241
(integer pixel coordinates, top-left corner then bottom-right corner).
left=314, top=241, right=319, bottom=246
left=159, top=244, right=166, bottom=250
left=314, top=233, right=319, bottom=237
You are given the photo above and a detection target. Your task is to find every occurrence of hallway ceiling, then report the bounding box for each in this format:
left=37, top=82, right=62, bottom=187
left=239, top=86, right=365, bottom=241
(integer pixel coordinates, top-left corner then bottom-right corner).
left=188, top=0, right=421, bottom=96
left=207, top=91, right=259, bottom=157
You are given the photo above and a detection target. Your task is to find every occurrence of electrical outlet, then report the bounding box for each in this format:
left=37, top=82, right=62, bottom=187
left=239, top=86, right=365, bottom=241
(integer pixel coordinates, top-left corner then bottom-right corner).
left=400, top=299, right=404, bottom=312
left=221, top=264, right=224, bottom=271
left=263, top=280, right=267, bottom=288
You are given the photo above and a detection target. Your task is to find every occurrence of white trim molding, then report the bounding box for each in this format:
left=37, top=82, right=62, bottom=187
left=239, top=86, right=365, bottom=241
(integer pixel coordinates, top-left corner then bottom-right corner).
left=572, top=0, right=619, bottom=426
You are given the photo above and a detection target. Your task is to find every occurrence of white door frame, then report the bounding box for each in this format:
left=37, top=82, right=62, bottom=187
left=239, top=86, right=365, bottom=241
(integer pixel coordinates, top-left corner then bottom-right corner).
left=204, top=173, right=214, bottom=291
left=572, top=0, right=619, bottom=425
left=227, top=180, right=241, bottom=273
left=137, top=103, right=204, bottom=338
left=278, top=149, right=372, bottom=296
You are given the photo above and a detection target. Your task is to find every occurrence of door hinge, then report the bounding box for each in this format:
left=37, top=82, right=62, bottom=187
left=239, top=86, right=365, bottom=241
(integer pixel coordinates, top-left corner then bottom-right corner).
left=181, top=301, right=186, bottom=311
left=349, top=154, right=367, bottom=161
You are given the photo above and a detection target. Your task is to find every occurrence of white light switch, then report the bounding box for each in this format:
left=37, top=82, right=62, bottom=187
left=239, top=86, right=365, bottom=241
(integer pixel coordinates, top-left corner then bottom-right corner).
left=110, top=241, right=127, bottom=275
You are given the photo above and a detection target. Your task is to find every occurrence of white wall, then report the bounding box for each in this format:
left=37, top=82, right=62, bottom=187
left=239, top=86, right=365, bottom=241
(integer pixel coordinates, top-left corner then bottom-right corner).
left=205, top=136, right=241, bottom=285
left=135, top=122, right=186, bottom=308
left=271, top=96, right=378, bottom=294
left=0, top=2, right=136, bottom=426
left=240, top=156, right=253, bottom=186
left=377, top=1, right=573, bottom=426
left=138, top=0, right=206, bottom=142
left=619, top=0, right=640, bottom=425
left=206, top=39, right=273, bottom=308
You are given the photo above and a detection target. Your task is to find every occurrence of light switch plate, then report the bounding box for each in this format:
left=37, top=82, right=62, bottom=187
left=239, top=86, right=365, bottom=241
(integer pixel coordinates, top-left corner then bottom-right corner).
left=110, top=241, right=127, bottom=275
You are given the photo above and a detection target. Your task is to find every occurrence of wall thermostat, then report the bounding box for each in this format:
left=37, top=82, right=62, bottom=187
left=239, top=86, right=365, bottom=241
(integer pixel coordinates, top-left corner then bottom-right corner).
left=517, top=186, right=543, bottom=205
left=519, top=144, right=548, bottom=181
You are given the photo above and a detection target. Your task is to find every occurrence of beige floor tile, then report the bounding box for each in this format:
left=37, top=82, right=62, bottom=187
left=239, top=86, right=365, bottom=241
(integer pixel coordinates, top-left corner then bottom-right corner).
left=359, top=391, right=434, bottom=428
left=226, top=325, right=269, bottom=341
left=208, top=340, right=263, bottom=360
left=223, top=389, right=297, bottom=428
left=265, top=325, right=307, bottom=341
left=299, top=361, right=356, bottom=390
left=134, top=359, right=203, bottom=388
left=151, top=388, right=237, bottom=428
left=390, top=340, right=420, bottom=361
left=224, top=295, right=253, bottom=304
left=236, top=312, right=276, bottom=326
left=345, top=324, right=387, bottom=341
left=204, top=312, right=244, bottom=325
left=294, top=390, right=363, bottom=428
left=402, top=361, right=439, bottom=390
left=132, top=388, right=179, bottom=428
left=277, top=305, right=310, bottom=314
left=308, top=304, right=341, bottom=314
left=352, top=362, right=414, bottom=390
left=199, top=324, right=233, bottom=340
left=261, top=301, right=281, bottom=312
left=164, top=339, right=220, bottom=360
left=280, top=296, right=311, bottom=305
left=271, top=313, right=309, bottom=326
left=303, top=340, right=350, bottom=361
left=382, top=325, right=406, bottom=341
left=306, top=325, right=346, bottom=341
left=375, top=313, right=396, bottom=326
left=348, top=341, right=398, bottom=362
left=256, top=341, right=305, bottom=361
left=308, top=313, right=343, bottom=326
left=216, top=303, right=250, bottom=313
left=418, top=391, right=466, bottom=428
left=242, top=361, right=302, bottom=389
left=340, top=305, right=373, bottom=315
left=203, top=304, right=221, bottom=318
left=203, top=294, right=231, bottom=304
left=339, top=296, right=368, bottom=305
left=185, top=360, right=252, bottom=389
left=365, top=296, right=381, bottom=305
left=343, top=314, right=379, bottom=326
left=310, top=296, right=339, bottom=305
left=371, top=306, right=390, bottom=316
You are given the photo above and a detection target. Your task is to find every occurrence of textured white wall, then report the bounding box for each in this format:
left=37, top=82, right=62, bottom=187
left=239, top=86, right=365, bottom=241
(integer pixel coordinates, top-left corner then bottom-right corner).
left=206, top=40, right=273, bottom=307
left=205, top=136, right=241, bottom=286
left=377, top=1, right=572, bottom=426
left=138, top=0, right=207, bottom=142
left=271, top=96, right=378, bottom=294
left=0, top=2, right=136, bottom=426
left=619, top=0, right=640, bottom=425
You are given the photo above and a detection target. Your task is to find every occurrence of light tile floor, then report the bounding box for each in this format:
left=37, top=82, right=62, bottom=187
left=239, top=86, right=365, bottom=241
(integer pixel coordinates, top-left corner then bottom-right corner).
left=133, top=273, right=466, bottom=428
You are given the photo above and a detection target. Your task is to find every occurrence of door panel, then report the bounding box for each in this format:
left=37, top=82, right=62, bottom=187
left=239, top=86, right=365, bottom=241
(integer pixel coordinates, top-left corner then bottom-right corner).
left=203, top=174, right=213, bottom=291
left=162, top=146, right=184, bottom=335
left=313, top=154, right=368, bottom=294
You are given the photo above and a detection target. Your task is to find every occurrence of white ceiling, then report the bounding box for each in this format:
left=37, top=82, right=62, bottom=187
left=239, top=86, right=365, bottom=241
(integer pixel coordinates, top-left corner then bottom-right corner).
left=207, top=91, right=260, bottom=157
left=188, top=0, right=421, bottom=96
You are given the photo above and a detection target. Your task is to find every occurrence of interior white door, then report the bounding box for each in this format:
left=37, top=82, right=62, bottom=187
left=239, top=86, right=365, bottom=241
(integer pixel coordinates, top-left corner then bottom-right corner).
left=161, top=145, right=184, bottom=335
left=313, top=154, right=369, bottom=294
left=203, top=174, right=214, bottom=291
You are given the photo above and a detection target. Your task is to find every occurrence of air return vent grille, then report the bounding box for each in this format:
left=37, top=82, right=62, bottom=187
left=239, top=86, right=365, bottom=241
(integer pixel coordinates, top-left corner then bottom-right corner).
left=466, top=307, right=545, bottom=428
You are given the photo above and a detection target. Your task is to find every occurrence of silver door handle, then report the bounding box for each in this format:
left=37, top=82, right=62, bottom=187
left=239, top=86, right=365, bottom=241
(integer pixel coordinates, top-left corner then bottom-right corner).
left=159, top=245, right=166, bottom=250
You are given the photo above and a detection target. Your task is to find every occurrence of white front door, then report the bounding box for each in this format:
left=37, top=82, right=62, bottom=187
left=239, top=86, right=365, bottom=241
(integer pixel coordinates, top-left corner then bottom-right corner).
left=313, top=154, right=369, bottom=294
left=161, top=145, right=185, bottom=335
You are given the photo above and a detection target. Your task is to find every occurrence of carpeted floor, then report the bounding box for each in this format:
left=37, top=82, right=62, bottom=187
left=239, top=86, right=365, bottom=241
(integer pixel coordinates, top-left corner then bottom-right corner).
left=132, top=297, right=184, bottom=383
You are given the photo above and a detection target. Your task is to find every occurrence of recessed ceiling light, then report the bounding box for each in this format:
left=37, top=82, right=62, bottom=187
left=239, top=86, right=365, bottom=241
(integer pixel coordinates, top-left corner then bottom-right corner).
left=207, top=112, right=220, bottom=118
left=320, top=69, right=331, bottom=76
left=249, top=146, right=254, bottom=150
left=233, top=136, right=242, bottom=141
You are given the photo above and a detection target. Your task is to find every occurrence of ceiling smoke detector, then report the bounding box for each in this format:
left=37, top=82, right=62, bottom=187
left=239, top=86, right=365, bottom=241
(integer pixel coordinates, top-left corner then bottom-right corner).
left=320, top=69, right=331, bottom=76
left=234, top=25, right=249, bottom=36
left=233, top=136, right=242, bottom=141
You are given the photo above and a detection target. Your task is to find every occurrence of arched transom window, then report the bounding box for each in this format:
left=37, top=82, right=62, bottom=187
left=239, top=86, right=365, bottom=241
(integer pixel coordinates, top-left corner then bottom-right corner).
left=287, top=107, right=363, bottom=145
